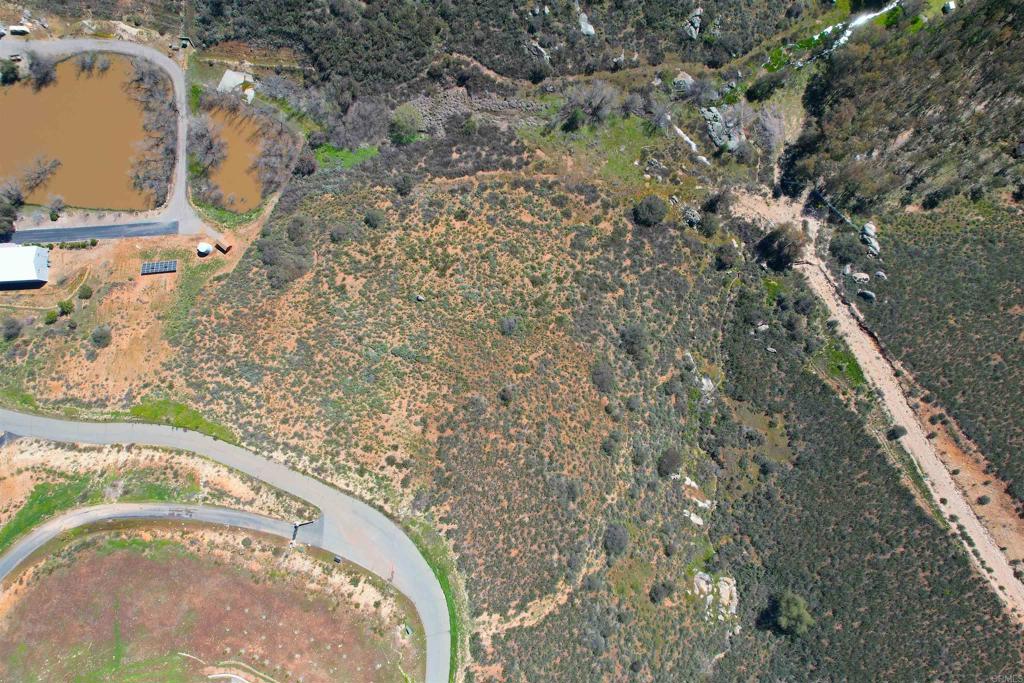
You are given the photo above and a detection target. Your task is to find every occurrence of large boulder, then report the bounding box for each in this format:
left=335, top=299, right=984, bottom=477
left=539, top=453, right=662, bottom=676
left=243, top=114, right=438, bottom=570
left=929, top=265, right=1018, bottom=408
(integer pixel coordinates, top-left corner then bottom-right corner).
left=683, top=7, right=703, bottom=40
left=700, top=106, right=742, bottom=151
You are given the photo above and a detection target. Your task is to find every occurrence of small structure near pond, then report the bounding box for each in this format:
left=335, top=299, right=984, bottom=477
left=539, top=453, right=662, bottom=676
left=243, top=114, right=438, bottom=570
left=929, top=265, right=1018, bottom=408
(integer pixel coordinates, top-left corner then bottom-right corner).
left=217, top=68, right=255, bottom=104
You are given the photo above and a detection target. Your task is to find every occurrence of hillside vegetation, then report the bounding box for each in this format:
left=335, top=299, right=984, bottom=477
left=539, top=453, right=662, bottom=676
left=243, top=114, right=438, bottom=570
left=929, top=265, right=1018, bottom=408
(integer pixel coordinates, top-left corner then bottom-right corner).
left=782, top=0, right=1024, bottom=211
left=833, top=200, right=1024, bottom=502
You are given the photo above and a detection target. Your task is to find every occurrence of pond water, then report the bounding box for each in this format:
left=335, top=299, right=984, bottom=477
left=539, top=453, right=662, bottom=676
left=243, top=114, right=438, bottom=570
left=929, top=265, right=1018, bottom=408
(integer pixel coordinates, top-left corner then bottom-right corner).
left=208, top=108, right=263, bottom=213
left=0, top=54, right=153, bottom=210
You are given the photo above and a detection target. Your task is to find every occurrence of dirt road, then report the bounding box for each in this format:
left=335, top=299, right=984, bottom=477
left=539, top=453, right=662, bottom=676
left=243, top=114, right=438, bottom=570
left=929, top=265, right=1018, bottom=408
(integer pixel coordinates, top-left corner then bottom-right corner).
left=734, top=192, right=1024, bottom=623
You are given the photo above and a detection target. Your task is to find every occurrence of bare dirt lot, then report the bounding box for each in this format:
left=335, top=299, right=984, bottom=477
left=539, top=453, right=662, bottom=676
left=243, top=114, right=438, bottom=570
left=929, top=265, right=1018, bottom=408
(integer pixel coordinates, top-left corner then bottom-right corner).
left=0, top=525, right=424, bottom=683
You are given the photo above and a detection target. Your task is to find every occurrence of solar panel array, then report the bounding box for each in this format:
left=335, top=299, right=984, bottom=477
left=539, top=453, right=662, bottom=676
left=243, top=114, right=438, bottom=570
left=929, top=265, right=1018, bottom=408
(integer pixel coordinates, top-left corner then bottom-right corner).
left=140, top=260, right=177, bottom=275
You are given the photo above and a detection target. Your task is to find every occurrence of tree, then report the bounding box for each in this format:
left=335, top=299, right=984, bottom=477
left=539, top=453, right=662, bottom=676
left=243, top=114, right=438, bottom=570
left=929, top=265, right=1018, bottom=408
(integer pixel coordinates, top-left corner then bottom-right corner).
left=775, top=591, right=815, bottom=636
left=658, top=448, right=683, bottom=477
left=27, top=51, right=57, bottom=90
left=757, top=222, right=807, bottom=270
left=633, top=195, right=668, bottom=227
left=746, top=71, right=787, bottom=102
left=389, top=104, right=423, bottom=145
left=0, top=59, right=18, bottom=85
left=22, top=157, right=61, bottom=194
left=558, top=80, right=620, bottom=130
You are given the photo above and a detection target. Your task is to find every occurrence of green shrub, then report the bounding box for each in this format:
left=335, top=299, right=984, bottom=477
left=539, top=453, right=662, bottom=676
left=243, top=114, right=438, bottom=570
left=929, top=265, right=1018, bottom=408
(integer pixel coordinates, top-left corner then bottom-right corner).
left=632, top=195, right=668, bottom=227
left=364, top=209, right=385, bottom=229
left=57, top=299, right=74, bottom=316
left=77, top=284, right=93, bottom=300
left=657, top=448, right=682, bottom=477
left=390, top=104, right=423, bottom=145
left=43, top=310, right=58, bottom=325
left=90, top=325, right=112, bottom=348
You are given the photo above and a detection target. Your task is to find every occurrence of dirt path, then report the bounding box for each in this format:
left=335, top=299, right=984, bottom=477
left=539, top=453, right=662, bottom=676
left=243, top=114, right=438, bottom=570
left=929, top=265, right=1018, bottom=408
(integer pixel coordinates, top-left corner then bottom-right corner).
left=734, top=191, right=1024, bottom=624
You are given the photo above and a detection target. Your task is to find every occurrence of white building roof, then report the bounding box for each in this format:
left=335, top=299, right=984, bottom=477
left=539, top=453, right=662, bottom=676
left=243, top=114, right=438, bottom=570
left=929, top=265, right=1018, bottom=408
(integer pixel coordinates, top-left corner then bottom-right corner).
left=0, top=245, right=49, bottom=284
left=217, top=69, right=254, bottom=94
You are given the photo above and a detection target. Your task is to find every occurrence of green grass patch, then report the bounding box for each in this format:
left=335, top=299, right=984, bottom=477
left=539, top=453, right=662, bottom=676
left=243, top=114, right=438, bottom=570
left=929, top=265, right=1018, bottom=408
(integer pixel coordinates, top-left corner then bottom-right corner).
left=315, top=144, right=379, bottom=169
left=192, top=199, right=263, bottom=230
left=129, top=399, right=237, bottom=443
left=407, top=521, right=462, bottom=683
left=820, top=338, right=867, bottom=387
left=0, top=384, right=37, bottom=411
left=0, top=477, right=92, bottom=555
left=520, top=115, right=665, bottom=187
left=188, top=83, right=202, bottom=114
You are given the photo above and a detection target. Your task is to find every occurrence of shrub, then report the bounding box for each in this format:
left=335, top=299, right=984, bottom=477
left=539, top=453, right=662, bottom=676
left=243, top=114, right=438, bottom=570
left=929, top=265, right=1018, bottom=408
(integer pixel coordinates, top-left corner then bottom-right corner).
left=632, top=195, right=668, bottom=227
left=90, top=325, right=112, bottom=347
left=498, top=385, right=517, bottom=405
left=715, top=244, right=738, bottom=270
left=293, top=145, right=317, bottom=177
left=0, top=59, right=18, bottom=85
left=657, top=448, right=683, bottom=477
left=757, top=222, right=807, bottom=270
left=498, top=316, right=519, bottom=336
left=649, top=581, right=674, bottom=604
left=619, top=323, right=651, bottom=365
left=699, top=213, right=721, bottom=238
left=393, top=174, right=415, bottom=196
left=364, top=209, right=385, bottom=229
left=887, top=425, right=908, bottom=440
left=43, top=310, right=58, bottom=325
left=591, top=359, right=616, bottom=394
left=77, top=284, right=93, bottom=300
left=57, top=299, right=74, bottom=316
left=978, top=495, right=991, bottom=505
left=603, top=523, right=629, bottom=556
left=2, top=317, right=21, bottom=341
left=829, top=233, right=864, bottom=265
left=390, top=104, right=423, bottom=145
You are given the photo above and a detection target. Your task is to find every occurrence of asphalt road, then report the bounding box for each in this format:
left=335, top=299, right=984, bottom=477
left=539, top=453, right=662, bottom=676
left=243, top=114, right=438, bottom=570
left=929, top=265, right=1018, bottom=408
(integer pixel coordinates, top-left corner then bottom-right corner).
left=0, top=503, right=308, bottom=581
left=0, top=38, right=216, bottom=239
left=10, top=220, right=178, bottom=243
left=0, top=409, right=450, bottom=683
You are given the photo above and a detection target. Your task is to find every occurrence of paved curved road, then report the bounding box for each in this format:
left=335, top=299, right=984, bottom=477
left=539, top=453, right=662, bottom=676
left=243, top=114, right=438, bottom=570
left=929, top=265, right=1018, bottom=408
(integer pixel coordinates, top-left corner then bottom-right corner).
left=0, top=503, right=310, bottom=580
left=0, top=37, right=213, bottom=238
left=0, top=408, right=450, bottom=683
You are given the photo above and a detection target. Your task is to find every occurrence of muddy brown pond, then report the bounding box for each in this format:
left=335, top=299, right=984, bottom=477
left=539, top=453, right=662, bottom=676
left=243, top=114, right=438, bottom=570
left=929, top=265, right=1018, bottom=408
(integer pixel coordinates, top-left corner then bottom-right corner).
left=0, top=54, right=153, bottom=211
left=207, top=107, right=263, bottom=213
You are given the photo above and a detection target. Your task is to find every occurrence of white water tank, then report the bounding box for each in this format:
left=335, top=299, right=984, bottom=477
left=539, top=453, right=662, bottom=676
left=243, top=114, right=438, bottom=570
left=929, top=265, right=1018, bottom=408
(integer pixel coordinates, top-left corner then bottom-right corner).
left=197, top=242, right=213, bottom=256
